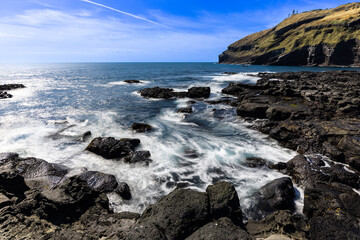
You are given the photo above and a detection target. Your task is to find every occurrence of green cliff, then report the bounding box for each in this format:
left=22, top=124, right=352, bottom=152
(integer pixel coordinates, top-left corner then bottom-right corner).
left=219, top=2, right=360, bottom=66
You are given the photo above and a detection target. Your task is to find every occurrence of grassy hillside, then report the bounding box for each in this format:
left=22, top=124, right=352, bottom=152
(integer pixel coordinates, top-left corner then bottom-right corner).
left=220, top=2, right=360, bottom=66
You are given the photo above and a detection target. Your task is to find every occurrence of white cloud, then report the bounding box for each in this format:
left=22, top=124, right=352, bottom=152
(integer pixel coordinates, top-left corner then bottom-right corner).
left=0, top=8, right=246, bottom=62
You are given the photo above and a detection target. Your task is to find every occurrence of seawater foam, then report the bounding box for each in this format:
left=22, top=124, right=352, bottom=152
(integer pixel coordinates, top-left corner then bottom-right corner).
left=209, top=72, right=261, bottom=83
left=0, top=63, right=301, bottom=218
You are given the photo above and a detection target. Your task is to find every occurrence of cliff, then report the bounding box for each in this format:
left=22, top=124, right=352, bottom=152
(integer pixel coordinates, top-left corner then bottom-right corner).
left=219, top=2, right=360, bottom=67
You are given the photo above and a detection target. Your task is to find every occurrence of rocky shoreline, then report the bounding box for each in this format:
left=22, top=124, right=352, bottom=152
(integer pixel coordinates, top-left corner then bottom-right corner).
left=0, top=84, right=25, bottom=99
left=1, top=71, right=360, bottom=239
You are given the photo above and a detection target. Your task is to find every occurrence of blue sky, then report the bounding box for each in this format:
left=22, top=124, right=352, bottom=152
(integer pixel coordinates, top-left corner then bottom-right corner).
left=0, top=0, right=357, bottom=62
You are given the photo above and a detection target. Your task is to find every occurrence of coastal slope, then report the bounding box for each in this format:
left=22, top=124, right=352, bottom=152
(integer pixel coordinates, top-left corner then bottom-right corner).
left=219, top=2, right=360, bottom=66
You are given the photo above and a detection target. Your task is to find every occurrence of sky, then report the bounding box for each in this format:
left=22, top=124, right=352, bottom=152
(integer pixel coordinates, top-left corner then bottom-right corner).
left=0, top=0, right=357, bottom=62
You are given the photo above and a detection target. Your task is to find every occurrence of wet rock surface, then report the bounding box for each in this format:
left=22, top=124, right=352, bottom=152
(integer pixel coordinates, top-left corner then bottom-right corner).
left=246, top=177, right=296, bottom=220
left=139, top=86, right=211, bottom=99
left=131, top=122, right=153, bottom=133
left=222, top=71, right=360, bottom=168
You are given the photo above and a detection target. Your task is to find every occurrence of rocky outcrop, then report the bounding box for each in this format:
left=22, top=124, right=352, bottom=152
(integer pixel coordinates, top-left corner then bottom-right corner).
left=219, top=2, right=360, bottom=67
left=139, top=87, right=210, bottom=99
left=0, top=84, right=26, bottom=99
left=222, top=71, right=360, bottom=169
left=124, top=80, right=142, bottom=84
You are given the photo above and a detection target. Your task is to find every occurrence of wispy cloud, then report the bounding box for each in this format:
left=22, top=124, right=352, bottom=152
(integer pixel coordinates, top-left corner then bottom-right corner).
left=80, top=0, right=169, bottom=28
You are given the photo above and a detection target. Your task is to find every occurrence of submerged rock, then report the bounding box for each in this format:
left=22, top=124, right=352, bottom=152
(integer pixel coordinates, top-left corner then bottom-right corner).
left=131, top=122, right=153, bottom=133
left=124, top=80, right=142, bottom=84
left=139, top=86, right=211, bottom=99
left=123, top=151, right=152, bottom=165
left=177, top=106, right=193, bottom=113
left=86, top=137, right=140, bottom=159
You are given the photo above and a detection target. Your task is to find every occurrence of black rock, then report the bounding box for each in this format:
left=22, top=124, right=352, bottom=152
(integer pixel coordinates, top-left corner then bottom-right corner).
left=246, top=210, right=308, bottom=239
left=247, top=177, right=295, bottom=220
left=187, top=87, right=211, bottom=98
left=131, top=123, right=153, bottom=133
left=78, top=171, right=118, bottom=193
left=186, top=217, right=251, bottom=240
left=115, top=182, right=132, bottom=200
left=123, top=151, right=152, bottom=164
left=124, top=80, right=142, bottom=84
left=139, top=87, right=176, bottom=99
left=86, top=137, right=140, bottom=159
left=206, top=181, right=243, bottom=226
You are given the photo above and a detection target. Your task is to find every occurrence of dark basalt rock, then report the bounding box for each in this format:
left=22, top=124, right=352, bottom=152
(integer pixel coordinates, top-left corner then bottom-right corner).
left=0, top=84, right=26, bottom=91
left=185, top=217, right=251, bottom=240
left=124, top=80, right=142, bottom=84
left=0, top=84, right=26, bottom=99
left=86, top=137, right=140, bottom=159
left=206, top=181, right=243, bottom=225
left=286, top=155, right=360, bottom=189
left=187, top=87, right=211, bottom=98
left=222, top=71, right=360, bottom=169
left=137, top=188, right=210, bottom=240
left=123, top=151, right=152, bottom=165
left=245, top=157, right=274, bottom=169
left=139, top=87, right=175, bottom=99
left=247, top=177, right=296, bottom=220
left=131, top=122, right=153, bottom=133
left=78, top=171, right=118, bottom=193
left=303, top=181, right=360, bottom=240
left=115, top=182, right=132, bottom=200
left=139, top=87, right=211, bottom=99
left=246, top=210, right=308, bottom=240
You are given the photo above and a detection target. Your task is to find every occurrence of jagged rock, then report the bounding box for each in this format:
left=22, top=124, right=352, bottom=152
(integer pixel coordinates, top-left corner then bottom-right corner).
left=137, top=188, right=209, bottom=240
left=78, top=171, right=118, bottom=193
left=303, top=182, right=360, bottom=240
left=139, top=87, right=211, bottom=99
left=0, top=84, right=26, bottom=91
left=247, top=177, right=295, bottom=220
left=206, top=181, right=243, bottom=225
left=115, top=182, right=132, bottom=200
left=185, top=217, right=251, bottom=240
left=286, top=155, right=360, bottom=188
left=237, top=103, right=268, bottom=119
left=246, top=210, right=308, bottom=240
left=245, top=157, right=273, bottom=168
left=187, top=87, right=211, bottom=98
left=131, top=123, right=153, bottom=133
left=86, top=137, right=140, bottom=159
left=123, top=151, right=152, bottom=165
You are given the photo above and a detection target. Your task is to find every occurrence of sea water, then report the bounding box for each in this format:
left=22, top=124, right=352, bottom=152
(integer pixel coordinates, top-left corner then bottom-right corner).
left=0, top=63, right=358, bottom=218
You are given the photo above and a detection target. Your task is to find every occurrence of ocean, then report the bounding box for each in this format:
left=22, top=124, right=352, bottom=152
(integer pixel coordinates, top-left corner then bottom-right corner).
left=0, top=62, right=358, bottom=218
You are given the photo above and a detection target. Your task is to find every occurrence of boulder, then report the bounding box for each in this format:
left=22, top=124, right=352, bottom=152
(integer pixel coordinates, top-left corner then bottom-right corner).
left=131, top=123, right=153, bottom=133
left=86, top=137, right=140, bottom=159
left=115, top=182, right=132, bottom=200
left=237, top=103, right=268, bottom=119
left=78, top=171, right=118, bottom=193
left=206, top=181, right=243, bottom=225
left=187, top=87, right=211, bottom=98
left=245, top=157, right=273, bottom=168
left=137, top=188, right=210, bottom=240
left=185, top=217, right=251, bottom=240
left=123, top=151, right=152, bottom=165
left=139, top=87, right=175, bottom=99
left=247, top=177, right=295, bottom=220
left=246, top=210, right=308, bottom=240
